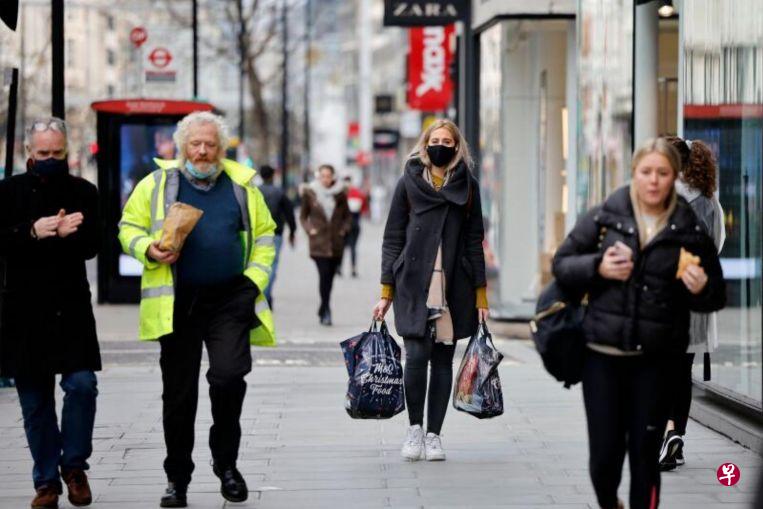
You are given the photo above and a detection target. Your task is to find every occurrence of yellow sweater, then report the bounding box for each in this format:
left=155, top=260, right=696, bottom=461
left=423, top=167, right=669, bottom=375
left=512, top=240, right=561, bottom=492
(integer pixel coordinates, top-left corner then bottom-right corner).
left=381, top=173, right=488, bottom=309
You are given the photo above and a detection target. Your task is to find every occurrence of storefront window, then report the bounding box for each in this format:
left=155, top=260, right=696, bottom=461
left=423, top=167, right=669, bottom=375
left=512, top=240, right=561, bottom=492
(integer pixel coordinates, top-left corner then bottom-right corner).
left=479, top=20, right=574, bottom=318
left=478, top=23, right=503, bottom=309
left=576, top=0, right=634, bottom=212
left=682, top=0, right=763, bottom=408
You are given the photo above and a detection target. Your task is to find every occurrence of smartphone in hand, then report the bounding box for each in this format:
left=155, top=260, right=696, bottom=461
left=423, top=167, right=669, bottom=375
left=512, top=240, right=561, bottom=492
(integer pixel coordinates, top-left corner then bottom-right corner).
left=613, top=241, right=634, bottom=262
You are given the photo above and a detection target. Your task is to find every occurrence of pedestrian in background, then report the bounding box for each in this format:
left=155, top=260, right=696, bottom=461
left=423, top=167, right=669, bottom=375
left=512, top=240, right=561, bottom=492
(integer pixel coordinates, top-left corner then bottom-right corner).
left=0, top=117, right=100, bottom=509
left=659, top=137, right=726, bottom=471
left=372, top=119, right=489, bottom=462
left=119, top=112, right=276, bottom=508
left=258, top=164, right=297, bottom=308
left=340, top=174, right=368, bottom=278
left=552, top=138, right=726, bottom=509
left=300, top=164, right=351, bottom=326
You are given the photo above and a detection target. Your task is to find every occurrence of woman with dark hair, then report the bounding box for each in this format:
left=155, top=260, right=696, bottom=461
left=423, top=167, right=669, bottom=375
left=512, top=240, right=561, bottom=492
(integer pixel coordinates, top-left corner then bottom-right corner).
left=659, top=137, right=726, bottom=471
left=552, top=138, right=726, bottom=509
left=300, top=164, right=352, bottom=325
left=372, top=119, right=488, bottom=462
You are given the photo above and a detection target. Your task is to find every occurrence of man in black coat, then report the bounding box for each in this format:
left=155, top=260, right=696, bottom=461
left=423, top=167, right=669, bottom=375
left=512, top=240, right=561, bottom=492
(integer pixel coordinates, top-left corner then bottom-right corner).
left=0, top=117, right=100, bottom=509
left=257, top=164, right=296, bottom=307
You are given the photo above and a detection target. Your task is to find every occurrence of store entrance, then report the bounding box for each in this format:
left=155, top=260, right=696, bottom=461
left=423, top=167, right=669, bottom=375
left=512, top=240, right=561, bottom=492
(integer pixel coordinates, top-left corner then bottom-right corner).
left=479, top=19, right=575, bottom=320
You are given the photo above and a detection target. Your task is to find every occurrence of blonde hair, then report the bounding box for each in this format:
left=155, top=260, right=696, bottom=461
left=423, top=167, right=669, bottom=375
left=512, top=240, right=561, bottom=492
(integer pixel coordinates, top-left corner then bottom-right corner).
left=631, top=137, right=681, bottom=178
left=630, top=138, right=680, bottom=245
left=411, top=119, right=473, bottom=172
left=174, top=111, right=230, bottom=165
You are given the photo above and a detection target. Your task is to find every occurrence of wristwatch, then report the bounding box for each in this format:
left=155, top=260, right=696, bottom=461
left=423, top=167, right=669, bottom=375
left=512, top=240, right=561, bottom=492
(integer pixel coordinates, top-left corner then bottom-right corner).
left=30, top=225, right=39, bottom=240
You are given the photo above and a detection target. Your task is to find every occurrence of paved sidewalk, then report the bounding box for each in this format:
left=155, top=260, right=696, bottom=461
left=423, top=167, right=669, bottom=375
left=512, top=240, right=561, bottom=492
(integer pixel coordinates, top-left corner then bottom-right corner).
left=1, top=341, right=758, bottom=509
left=0, top=221, right=759, bottom=508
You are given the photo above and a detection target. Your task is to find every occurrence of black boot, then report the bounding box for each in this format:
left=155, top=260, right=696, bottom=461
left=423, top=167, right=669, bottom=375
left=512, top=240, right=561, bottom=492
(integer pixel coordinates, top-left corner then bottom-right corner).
left=160, top=482, right=187, bottom=508
left=213, top=465, right=248, bottom=503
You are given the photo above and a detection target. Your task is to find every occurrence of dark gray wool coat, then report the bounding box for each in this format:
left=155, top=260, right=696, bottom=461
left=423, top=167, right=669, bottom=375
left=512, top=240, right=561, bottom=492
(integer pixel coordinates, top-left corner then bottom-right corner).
left=381, top=157, right=486, bottom=339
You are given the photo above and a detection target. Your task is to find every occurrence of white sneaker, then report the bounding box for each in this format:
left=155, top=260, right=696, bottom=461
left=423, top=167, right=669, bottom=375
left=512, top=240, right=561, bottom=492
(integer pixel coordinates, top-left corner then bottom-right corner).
left=401, top=425, right=424, bottom=461
left=424, top=432, right=446, bottom=461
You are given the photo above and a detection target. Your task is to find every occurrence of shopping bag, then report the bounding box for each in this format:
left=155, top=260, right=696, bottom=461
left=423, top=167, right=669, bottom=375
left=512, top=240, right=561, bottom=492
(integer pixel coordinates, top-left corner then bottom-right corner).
left=452, top=322, right=504, bottom=419
left=158, top=202, right=204, bottom=253
left=340, top=320, right=405, bottom=419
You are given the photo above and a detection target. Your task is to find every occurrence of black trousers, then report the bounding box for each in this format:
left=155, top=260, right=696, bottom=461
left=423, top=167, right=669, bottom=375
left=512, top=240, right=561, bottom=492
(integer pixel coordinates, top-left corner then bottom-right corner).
left=403, top=337, right=456, bottom=436
left=582, top=349, right=672, bottom=509
left=312, top=256, right=340, bottom=314
left=668, top=353, right=695, bottom=435
left=343, top=215, right=361, bottom=269
left=159, top=276, right=257, bottom=485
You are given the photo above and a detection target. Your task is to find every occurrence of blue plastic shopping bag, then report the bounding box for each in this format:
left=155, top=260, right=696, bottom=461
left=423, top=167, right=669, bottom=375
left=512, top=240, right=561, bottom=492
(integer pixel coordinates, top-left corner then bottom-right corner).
left=340, top=320, right=405, bottom=419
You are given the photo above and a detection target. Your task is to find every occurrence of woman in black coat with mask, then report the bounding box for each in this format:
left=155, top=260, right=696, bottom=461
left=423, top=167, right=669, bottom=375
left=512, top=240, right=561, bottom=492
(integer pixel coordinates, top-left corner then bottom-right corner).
left=552, top=138, right=726, bottom=509
left=372, top=119, right=488, bottom=462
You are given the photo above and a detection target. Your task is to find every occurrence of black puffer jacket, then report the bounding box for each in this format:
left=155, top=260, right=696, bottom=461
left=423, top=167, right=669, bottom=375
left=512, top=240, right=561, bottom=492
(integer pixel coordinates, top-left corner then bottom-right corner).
left=552, top=186, right=726, bottom=355
left=381, top=158, right=486, bottom=339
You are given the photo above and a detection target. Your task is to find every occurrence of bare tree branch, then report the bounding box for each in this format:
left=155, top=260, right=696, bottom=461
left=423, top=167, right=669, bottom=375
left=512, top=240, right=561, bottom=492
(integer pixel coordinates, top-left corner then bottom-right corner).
left=152, top=0, right=303, bottom=161
left=157, top=0, right=191, bottom=27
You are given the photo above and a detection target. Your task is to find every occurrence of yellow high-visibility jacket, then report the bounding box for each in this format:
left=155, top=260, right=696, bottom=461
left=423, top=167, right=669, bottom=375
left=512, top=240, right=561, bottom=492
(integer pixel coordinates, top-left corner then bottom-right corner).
left=118, top=158, right=277, bottom=346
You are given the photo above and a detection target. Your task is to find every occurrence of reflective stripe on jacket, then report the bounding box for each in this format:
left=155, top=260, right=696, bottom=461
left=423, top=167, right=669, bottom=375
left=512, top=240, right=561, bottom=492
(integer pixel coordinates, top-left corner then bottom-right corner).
left=118, top=158, right=277, bottom=346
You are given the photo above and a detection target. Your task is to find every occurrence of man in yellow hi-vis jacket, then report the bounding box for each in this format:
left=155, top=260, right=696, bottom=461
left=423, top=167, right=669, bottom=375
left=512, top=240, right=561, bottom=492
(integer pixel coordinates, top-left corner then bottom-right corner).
left=118, top=112, right=275, bottom=508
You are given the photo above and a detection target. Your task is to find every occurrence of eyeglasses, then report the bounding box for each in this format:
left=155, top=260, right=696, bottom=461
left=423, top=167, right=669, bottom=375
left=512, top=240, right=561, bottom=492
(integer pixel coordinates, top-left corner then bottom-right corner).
left=31, top=119, right=67, bottom=135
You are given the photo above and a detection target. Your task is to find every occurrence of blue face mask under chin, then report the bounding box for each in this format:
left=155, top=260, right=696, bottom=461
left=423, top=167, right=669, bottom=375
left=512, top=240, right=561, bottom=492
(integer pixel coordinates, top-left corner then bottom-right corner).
left=185, top=161, right=217, bottom=180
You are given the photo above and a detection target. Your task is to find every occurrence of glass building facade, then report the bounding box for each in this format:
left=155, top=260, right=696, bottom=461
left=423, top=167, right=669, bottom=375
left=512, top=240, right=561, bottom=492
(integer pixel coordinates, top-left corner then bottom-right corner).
left=475, top=0, right=762, bottom=411
left=681, top=0, right=762, bottom=409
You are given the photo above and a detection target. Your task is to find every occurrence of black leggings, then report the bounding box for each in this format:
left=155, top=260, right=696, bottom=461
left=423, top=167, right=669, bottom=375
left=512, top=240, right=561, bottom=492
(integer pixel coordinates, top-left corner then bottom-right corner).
left=312, top=256, right=340, bottom=314
left=403, top=337, right=456, bottom=436
left=582, top=350, right=672, bottom=509
left=668, top=353, right=695, bottom=435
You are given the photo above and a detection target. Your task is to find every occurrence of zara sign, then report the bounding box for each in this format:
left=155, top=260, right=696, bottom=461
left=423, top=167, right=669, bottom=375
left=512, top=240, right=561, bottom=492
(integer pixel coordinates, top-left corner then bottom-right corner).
left=383, top=0, right=467, bottom=27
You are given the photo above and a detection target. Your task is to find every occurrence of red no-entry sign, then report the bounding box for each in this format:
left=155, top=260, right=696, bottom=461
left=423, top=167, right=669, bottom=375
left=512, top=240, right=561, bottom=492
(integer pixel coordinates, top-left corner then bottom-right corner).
left=148, top=47, right=173, bottom=69
left=130, top=27, right=147, bottom=48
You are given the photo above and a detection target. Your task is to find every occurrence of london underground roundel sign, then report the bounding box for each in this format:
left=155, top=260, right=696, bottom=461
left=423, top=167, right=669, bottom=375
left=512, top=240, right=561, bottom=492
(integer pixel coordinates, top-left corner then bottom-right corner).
left=148, top=47, right=173, bottom=69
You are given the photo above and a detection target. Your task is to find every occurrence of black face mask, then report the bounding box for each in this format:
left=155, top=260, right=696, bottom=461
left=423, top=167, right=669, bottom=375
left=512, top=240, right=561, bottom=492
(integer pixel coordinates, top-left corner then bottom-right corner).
left=29, top=157, right=69, bottom=178
left=427, top=144, right=457, bottom=168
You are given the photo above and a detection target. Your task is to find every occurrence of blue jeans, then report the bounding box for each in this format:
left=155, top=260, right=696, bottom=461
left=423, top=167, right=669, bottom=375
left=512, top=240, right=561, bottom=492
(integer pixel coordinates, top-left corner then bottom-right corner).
left=264, top=235, right=284, bottom=304
left=15, top=371, right=98, bottom=489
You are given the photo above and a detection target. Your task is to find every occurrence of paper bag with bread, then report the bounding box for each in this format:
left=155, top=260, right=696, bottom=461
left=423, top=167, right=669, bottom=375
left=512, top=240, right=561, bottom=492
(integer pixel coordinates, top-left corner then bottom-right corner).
left=676, top=247, right=701, bottom=279
left=158, top=202, right=204, bottom=253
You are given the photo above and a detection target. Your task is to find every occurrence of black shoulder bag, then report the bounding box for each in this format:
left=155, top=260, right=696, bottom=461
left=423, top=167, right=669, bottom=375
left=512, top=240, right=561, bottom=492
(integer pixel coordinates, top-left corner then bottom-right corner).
left=530, top=280, right=587, bottom=389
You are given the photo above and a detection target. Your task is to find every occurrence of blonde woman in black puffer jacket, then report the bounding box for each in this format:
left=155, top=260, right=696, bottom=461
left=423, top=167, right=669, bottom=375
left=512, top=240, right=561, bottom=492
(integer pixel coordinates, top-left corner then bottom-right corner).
left=552, top=138, right=726, bottom=509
